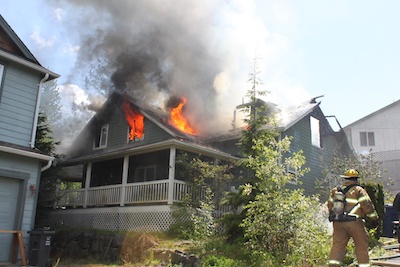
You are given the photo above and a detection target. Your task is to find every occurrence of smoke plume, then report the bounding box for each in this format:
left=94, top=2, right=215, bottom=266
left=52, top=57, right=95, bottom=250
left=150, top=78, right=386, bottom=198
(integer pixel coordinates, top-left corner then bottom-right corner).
left=51, top=0, right=269, bottom=134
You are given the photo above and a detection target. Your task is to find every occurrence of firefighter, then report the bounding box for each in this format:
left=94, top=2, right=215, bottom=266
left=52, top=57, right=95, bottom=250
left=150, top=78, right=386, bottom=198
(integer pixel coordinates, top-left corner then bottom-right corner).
left=327, top=169, right=379, bottom=267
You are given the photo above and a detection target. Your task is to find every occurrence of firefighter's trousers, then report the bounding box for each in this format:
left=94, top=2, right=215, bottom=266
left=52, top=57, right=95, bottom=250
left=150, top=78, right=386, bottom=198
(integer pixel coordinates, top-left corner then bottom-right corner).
left=329, top=219, right=370, bottom=267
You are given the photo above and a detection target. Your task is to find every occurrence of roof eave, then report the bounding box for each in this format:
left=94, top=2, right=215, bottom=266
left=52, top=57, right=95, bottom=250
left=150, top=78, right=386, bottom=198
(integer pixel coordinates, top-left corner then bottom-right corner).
left=0, top=50, right=59, bottom=80
left=61, top=139, right=238, bottom=166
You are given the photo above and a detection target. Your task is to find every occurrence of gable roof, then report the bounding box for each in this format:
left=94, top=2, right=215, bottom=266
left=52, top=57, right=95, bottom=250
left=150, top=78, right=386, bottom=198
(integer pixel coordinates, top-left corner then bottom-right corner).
left=0, top=14, right=59, bottom=80
left=344, top=99, right=400, bottom=128
left=277, top=99, right=321, bottom=131
left=204, top=96, right=327, bottom=142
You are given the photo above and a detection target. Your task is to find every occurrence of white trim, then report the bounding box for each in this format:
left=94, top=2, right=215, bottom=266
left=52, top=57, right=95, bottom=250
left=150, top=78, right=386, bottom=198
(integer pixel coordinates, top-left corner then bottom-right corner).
left=66, top=139, right=238, bottom=165
left=0, top=50, right=59, bottom=79
left=0, top=145, right=53, bottom=161
left=53, top=204, right=172, bottom=215
left=120, top=156, right=129, bottom=206
left=93, top=124, right=109, bottom=149
left=310, top=116, right=321, bottom=148
left=0, top=64, right=4, bottom=85
left=168, top=147, right=176, bottom=205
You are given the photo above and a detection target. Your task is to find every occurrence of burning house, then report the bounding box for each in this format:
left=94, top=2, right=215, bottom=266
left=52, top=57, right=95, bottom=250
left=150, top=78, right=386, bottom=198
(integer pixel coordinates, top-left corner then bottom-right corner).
left=50, top=91, right=354, bottom=232
left=39, top=0, right=355, bottom=232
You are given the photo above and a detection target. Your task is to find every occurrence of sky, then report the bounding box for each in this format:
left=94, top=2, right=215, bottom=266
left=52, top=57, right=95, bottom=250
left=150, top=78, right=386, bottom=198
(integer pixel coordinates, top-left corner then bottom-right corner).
left=2, top=0, right=400, bottom=133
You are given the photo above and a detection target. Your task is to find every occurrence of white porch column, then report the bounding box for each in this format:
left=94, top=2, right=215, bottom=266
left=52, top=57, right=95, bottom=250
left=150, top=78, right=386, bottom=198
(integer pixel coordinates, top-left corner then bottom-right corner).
left=167, top=147, right=176, bottom=205
left=120, top=155, right=129, bottom=206
left=83, top=163, right=92, bottom=208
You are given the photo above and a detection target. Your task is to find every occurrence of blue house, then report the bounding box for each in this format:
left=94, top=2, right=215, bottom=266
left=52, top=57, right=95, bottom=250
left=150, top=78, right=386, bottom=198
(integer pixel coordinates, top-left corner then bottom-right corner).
left=0, top=15, right=59, bottom=263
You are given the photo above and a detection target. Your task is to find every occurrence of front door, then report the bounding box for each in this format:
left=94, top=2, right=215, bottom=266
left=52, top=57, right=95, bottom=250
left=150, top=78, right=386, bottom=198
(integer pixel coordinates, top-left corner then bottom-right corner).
left=0, top=177, right=20, bottom=261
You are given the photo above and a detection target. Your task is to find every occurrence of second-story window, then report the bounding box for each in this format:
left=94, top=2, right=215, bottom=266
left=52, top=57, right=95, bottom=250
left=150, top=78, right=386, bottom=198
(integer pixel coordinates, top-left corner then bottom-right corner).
left=94, top=124, right=109, bottom=149
left=310, top=116, right=321, bottom=148
left=127, top=127, right=144, bottom=143
left=360, top=132, right=375, bottom=146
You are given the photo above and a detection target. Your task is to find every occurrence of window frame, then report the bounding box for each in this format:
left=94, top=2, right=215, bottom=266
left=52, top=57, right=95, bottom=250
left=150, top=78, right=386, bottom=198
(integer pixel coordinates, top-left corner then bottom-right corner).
left=359, top=131, right=375, bottom=146
left=127, top=126, right=144, bottom=143
left=310, top=116, right=321, bottom=148
left=286, top=164, right=298, bottom=185
left=93, top=124, right=109, bottom=149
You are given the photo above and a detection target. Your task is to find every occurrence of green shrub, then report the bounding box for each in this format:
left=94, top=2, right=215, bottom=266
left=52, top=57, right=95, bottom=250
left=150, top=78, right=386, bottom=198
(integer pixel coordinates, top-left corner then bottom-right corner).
left=201, top=254, right=245, bottom=267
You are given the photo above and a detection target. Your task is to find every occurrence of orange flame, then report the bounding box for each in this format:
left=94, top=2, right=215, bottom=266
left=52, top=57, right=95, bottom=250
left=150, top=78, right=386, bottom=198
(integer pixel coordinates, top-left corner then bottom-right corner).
left=122, top=99, right=145, bottom=140
left=169, top=97, right=196, bottom=135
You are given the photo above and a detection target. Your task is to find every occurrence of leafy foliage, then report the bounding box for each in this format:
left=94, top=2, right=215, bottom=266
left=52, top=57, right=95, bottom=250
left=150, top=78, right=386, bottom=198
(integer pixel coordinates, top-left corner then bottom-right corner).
left=169, top=153, right=234, bottom=243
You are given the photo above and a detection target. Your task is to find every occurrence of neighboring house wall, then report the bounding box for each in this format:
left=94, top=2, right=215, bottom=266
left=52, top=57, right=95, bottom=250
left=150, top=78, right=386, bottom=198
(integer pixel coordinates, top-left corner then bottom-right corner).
left=0, top=62, right=40, bottom=147
left=344, top=101, right=400, bottom=194
left=0, top=15, right=59, bottom=262
left=282, top=112, right=352, bottom=198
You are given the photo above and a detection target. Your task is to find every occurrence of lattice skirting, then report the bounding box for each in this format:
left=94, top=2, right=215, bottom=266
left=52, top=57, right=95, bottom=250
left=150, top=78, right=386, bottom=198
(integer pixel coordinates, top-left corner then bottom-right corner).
left=48, top=205, right=177, bottom=232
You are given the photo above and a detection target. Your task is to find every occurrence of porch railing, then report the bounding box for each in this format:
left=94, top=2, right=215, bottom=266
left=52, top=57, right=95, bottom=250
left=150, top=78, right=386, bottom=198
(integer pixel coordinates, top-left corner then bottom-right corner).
left=56, top=180, right=190, bottom=208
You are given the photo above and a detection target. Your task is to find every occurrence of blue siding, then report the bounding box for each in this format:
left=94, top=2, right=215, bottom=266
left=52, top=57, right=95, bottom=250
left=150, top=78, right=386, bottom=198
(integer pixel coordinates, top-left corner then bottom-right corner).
left=107, top=109, right=173, bottom=149
left=0, top=63, right=40, bottom=146
left=282, top=114, right=352, bottom=197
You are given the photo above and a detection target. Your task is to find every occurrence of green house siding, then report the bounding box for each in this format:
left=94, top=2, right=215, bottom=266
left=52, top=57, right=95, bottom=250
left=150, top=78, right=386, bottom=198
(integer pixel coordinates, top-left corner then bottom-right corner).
left=0, top=62, right=40, bottom=146
left=282, top=115, right=352, bottom=196
left=87, top=109, right=175, bottom=156
left=107, top=109, right=129, bottom=148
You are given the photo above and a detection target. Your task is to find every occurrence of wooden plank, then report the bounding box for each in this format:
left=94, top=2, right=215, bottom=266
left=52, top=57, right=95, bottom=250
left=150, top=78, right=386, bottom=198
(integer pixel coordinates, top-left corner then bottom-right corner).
left=17, top=231, right=27, bottom=266
left=2, top=230, right=27, bottom=266
left=0, top=230, right=18, bottom=233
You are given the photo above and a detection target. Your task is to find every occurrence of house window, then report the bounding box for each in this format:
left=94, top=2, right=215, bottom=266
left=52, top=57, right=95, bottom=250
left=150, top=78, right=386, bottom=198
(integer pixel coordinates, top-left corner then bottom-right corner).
left=310, top=116, right=321, bottom=147
left=127, top=127, right=144, bottom=142
left=360, top=132, right=375, bottom=146
left=135, top=165, right=156, bottom=182
left=286, top=164, right=298, bottom=185
left=94, top=124, right=108, bottom=149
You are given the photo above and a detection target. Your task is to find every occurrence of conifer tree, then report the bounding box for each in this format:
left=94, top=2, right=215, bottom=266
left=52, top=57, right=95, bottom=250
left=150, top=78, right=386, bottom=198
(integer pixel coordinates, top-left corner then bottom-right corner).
left=226, top=59, right=330, bottom=265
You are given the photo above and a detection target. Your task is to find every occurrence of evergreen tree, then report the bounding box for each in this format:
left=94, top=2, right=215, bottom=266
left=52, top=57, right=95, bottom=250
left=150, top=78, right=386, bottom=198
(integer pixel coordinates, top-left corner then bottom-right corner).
left=223, top=59, right=330, bottom=266
left=34, top=112, right=61, bottom=227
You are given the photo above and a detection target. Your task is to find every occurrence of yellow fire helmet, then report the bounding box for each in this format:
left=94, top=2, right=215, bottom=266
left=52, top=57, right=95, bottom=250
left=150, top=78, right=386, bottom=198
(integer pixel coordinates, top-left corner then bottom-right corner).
left=340, top=169, right=360, bottom=178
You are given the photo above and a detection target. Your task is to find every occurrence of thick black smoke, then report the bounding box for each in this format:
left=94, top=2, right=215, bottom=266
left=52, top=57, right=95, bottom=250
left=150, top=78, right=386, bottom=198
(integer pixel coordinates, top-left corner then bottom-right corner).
left=51, top=0, right=258, bottom=134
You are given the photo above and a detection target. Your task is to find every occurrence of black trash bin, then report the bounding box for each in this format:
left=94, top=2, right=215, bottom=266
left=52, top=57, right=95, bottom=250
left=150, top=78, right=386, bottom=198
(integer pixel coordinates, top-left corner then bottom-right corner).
left=382, top=204, right=400, bottom=238
left=28, top=228, right=55, bottom=267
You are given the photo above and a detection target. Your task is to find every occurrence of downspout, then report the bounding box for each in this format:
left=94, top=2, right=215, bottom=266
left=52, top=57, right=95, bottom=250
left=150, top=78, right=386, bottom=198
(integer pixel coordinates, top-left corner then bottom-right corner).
left=31, top=73, right=49, bottom=148
left=31, top=73, right=53, bottom=172
left=41, top=160, right=52, bottom=172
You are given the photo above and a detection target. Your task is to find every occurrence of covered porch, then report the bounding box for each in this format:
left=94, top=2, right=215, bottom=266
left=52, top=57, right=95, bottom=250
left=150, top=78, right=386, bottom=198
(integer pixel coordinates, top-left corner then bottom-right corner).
left=55, top=142, right=238, bottom=209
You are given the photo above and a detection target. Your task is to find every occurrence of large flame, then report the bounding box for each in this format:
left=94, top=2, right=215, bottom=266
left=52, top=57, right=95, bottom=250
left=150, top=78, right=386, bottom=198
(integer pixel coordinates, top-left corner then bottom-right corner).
left=122, top=99, right=145, bottom=140
left=169, top=97, right=196, bottom=135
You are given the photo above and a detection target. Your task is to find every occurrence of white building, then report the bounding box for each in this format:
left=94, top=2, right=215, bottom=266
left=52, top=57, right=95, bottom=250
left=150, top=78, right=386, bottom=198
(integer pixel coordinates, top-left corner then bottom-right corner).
left=344, top=100, right=400, bottom=194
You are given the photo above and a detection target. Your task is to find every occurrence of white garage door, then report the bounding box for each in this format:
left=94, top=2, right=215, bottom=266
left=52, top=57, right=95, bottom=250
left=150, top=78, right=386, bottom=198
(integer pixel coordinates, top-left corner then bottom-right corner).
left=0, top=177, right=20, bottom=261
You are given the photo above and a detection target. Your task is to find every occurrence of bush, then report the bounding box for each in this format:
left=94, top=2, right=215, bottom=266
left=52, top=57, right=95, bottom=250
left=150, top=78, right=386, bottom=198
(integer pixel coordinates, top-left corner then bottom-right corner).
left=201, top=254, right=245, bottom=267
left=242, top=190, right=331, bottom=266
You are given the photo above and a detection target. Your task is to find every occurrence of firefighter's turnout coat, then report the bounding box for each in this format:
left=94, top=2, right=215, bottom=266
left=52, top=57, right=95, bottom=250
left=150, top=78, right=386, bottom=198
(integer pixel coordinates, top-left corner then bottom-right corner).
left=327, top=179, right=379, bottom=267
